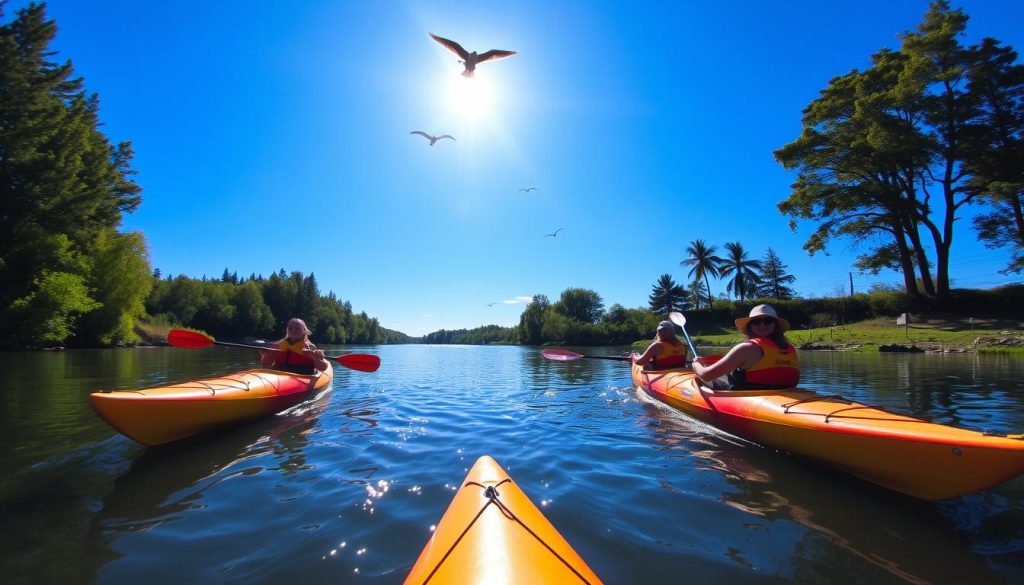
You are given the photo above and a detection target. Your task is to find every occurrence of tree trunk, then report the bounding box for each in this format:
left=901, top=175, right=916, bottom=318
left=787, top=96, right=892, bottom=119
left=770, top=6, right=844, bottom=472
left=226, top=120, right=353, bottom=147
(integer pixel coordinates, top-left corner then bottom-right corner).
left=892, top=221, right=922, bottom=299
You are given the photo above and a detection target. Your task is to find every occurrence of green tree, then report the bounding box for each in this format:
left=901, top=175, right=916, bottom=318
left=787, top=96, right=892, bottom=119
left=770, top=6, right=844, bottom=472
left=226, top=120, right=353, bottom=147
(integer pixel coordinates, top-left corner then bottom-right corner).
left=230, top=280, right=274, bottom=337
left=755, top=248, right=797, bottom=299
left=775, top=1, right=1022, bottom=300
left=648, top=274, right=689, bottom=313
left=719, top=242, right=763, bottom=300
left=553, top=288, right=604, bottom=323
left=680, top=239, right=722, bottom=309
left=76, top=230, right=153, bottom=345
left=965, top=38, right=1024, bottom=273
left=518, top=294, right=549, bottom=344
left=0, top=3, right=144, bottom=347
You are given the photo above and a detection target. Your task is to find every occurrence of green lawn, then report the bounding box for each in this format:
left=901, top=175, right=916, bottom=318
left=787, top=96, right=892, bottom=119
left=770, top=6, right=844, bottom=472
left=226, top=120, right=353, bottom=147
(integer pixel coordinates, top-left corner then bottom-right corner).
left=684, top=316, right=1024, bottom=353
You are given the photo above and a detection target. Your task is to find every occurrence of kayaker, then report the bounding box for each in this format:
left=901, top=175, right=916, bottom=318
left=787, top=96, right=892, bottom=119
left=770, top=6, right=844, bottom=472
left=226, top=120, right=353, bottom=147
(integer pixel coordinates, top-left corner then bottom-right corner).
left=691, top=304, right=800, bottom=389
left=259, top=318, right=329, bottom=375
left=631, top=320, right=688, bottom=369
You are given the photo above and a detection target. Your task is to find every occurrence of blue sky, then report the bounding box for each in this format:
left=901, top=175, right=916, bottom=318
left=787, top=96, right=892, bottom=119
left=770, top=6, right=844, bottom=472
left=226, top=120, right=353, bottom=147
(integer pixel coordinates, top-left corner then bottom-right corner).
left=16, top=0, right=1024, bottom=337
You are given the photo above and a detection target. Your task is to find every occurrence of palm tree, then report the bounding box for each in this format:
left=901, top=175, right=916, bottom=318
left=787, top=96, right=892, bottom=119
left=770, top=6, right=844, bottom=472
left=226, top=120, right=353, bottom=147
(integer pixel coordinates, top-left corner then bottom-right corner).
left=719, top=242, right=764, bottom=300
left=648, top=274, right=689, bottom=314
left=680, top=239, right=722, bottom=310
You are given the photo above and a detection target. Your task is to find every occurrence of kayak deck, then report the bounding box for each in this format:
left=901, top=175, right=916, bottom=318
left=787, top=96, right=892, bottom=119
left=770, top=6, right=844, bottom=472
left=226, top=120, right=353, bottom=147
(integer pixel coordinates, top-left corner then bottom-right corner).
left=633, top=363, right=1024, bottom=500
left=405, top=455, right=602, bottom=585
left=89, top=363, right=333, bottom=446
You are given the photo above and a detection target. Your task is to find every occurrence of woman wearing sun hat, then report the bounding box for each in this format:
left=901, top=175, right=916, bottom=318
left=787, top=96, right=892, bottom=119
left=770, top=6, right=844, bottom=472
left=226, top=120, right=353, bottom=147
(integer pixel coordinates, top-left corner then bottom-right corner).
left=631, top=319, right=688, bottom=369
left=691, top=304, right=800, bottom=389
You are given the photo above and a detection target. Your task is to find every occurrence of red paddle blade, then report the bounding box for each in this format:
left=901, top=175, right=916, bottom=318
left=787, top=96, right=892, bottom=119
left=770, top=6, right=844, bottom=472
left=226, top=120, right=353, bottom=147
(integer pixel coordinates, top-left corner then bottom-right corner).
left=167, top=329, right=215, bottom=349
left=334, top=353, right=381, bottom=372
left=541, top=348, right=584, bottom=361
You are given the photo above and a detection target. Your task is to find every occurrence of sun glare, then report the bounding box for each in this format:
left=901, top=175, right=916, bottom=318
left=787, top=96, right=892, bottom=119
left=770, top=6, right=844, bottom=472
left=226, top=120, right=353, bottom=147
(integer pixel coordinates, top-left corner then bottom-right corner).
left=445, top=75, right=495, bottom=121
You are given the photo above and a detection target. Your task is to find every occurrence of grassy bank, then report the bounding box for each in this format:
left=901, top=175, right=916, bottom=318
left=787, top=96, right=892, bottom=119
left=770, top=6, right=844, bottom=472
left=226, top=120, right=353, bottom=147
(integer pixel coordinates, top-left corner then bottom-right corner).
left=683, top=315, right=1024, bottom=354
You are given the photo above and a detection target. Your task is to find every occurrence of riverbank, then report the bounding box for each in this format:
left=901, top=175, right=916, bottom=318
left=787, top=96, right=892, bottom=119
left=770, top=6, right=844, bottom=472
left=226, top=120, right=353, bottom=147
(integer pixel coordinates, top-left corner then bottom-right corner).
left=683, top=315, right=1024, bottom=354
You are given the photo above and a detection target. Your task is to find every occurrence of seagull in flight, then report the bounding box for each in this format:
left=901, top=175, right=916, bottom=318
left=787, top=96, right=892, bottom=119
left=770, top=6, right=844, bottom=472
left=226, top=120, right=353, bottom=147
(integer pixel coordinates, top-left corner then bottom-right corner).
left=544, top=228, right=564, bottom=238
left=519, top=187, right=537, bottom=192
left=410, top=131, right=455, bottom=146
left=429, top=33, right=516, bottom=78
left=487, top=302, right=496, bottom=307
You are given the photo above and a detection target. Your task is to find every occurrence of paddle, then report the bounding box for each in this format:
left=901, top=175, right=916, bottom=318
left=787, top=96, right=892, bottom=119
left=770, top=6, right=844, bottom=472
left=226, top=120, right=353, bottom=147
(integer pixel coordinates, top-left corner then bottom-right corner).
left=166, top=329, right=381, bottom=372
left=669, top=311, right=700, bottom=358
left=541, top=348, right=632, bottom=362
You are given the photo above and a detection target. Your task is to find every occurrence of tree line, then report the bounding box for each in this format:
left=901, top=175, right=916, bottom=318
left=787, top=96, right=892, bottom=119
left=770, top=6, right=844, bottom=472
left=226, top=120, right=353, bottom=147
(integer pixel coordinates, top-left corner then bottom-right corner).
left=148, top=269, right=410, bottom=345
left=0, top=4, right=397, bottom=349
left=420, top=288, right=664, bottom=346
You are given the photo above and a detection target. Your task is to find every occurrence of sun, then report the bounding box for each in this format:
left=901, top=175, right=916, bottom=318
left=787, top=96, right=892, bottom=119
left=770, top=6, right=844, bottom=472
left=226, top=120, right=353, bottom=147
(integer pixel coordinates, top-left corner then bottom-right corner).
left=445, top=75, right=495, bottom=121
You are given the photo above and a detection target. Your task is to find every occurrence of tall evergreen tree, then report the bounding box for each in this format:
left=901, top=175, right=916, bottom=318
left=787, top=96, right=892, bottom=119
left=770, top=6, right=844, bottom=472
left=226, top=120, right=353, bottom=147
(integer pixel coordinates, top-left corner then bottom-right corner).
left=648, top=274, right=689, bottom=314
left=755, top=248, right=797, bottom=299
left=0, top=3, right=145, bottom=347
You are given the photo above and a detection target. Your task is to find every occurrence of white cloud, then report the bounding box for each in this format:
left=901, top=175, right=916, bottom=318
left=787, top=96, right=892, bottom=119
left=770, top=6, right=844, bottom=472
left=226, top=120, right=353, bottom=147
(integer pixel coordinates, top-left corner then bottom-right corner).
left=503, top=296, right=534, bottom=305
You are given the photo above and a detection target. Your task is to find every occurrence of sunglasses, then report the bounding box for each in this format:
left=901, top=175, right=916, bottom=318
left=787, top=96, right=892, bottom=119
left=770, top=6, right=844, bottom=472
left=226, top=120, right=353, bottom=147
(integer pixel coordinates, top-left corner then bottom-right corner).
left=749, top=318, right=775, bottom=326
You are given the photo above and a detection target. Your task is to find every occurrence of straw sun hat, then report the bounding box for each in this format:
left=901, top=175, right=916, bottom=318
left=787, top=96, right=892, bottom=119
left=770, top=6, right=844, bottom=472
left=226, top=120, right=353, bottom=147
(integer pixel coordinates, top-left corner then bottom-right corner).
left=734, top=304, right=790, bottom=333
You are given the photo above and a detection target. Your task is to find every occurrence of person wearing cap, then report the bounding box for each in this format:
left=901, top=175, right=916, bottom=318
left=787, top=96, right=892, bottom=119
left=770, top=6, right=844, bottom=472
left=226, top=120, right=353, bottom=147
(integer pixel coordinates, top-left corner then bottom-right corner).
left=259, top=317, right=328, bottom=375
left=691, top=304, right=800, bottom=389
left=631, top=320, right=688, bottom=369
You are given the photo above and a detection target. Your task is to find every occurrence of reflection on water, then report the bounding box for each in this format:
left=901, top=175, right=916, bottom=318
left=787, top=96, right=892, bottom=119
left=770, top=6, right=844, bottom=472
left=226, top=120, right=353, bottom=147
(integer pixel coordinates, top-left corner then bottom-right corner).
left=0, top=346, right=1023, bottom=583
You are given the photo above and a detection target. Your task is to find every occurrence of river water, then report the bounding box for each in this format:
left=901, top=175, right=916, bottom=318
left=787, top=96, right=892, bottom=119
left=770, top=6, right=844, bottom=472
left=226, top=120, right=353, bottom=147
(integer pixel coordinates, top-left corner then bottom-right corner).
left=1, top=345, right=1023, bottom=584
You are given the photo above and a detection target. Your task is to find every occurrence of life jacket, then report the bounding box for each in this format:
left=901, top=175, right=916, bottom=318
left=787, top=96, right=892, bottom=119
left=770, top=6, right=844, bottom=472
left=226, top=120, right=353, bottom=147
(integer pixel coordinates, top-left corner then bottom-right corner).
left=270, top=339, right=316, bottom=374
left=652, top=338, right=688, bottom=368
left=729, top=337, right=800, bottom=388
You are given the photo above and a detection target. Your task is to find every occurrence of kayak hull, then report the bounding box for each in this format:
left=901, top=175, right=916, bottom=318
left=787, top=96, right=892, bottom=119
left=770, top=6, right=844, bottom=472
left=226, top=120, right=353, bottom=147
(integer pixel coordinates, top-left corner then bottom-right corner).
left=405, top=455, right=602, bottom=585
left=89, top=363, right=333, bottom=446
left=632, top=364, right=1024, bottom=501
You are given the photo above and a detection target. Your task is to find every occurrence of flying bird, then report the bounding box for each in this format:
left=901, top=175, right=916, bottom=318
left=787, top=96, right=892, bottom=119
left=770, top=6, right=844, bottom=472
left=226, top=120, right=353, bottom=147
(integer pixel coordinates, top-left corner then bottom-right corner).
left=410, top=131, right=455, bottom=146
left=487, top=303, right=496, bottom=307
left=544, top=228, right=564, bottom=238
left=429, top=33, right=516, bottom=78
left=519, top=187, right=537, bottom=192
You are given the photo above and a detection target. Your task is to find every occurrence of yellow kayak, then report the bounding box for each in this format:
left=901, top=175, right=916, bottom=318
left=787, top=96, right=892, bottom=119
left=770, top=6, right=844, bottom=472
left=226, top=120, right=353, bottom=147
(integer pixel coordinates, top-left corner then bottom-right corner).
left=633, top=363, right=1024, bottom=500
left=405, top=455, right=602, bottom=584
left=89, top=363, right=333, bottom=446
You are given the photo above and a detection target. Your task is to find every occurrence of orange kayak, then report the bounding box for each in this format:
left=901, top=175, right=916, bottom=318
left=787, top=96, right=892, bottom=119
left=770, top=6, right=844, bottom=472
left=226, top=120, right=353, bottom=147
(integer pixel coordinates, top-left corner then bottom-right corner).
left=405, top=455, right=602, bottom=585
left=89, top=363, right=333, bottom=446
left=633, top=364, right=1024, bottom=501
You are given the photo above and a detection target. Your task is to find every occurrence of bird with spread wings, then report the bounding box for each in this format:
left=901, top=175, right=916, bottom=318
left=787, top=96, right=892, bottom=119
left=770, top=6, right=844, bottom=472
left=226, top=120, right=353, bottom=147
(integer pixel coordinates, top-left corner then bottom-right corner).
left=429, top=33, right=516, bottom=78
left=410, top=131, right=455, bottom=146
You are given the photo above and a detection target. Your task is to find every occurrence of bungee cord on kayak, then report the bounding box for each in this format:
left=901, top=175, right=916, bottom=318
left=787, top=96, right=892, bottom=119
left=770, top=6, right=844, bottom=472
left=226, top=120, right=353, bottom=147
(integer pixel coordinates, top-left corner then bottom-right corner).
left=405, top=456, right=603, bottom=584
left=416, top=478, right=596, bottom=585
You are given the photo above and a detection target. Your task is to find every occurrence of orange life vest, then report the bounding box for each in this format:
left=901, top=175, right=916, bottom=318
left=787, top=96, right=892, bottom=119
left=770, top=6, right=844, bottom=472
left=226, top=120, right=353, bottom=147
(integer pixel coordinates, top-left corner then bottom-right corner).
left=270, top=339, right=316, bottom=373
left=652, top=338, right=688, bottom=368
left=730, top=337, right=799, bottom=387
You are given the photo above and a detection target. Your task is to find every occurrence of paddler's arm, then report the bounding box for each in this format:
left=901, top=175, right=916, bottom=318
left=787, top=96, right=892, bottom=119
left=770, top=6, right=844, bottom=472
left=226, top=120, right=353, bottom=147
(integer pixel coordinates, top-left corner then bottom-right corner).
left=631, top=341, right=663, bottom=367
left=305, top=345, right=328, bottom=372
left=691, top=342, right=760, bottom=382
left=259, top=348, right=277, bottom=367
